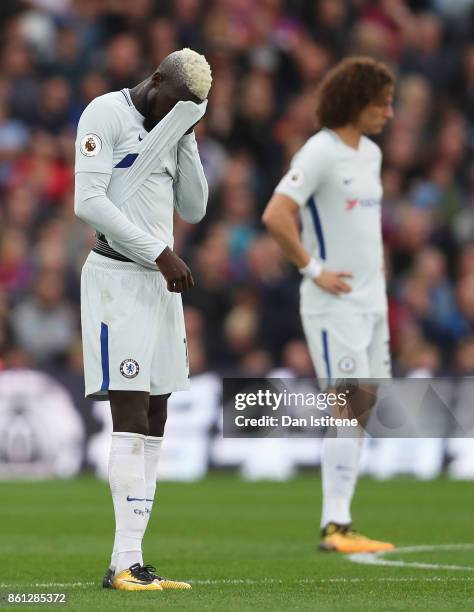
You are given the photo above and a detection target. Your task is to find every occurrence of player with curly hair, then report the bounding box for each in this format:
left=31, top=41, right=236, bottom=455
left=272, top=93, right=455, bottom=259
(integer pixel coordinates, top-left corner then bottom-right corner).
left=263, top=57, right=396, bottom=554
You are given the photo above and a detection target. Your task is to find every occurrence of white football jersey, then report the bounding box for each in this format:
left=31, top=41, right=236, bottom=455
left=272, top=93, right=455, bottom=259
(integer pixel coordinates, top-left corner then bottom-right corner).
left=275, top=128, right=387, bottom=314
left=75, top=88, right=179, bottom=250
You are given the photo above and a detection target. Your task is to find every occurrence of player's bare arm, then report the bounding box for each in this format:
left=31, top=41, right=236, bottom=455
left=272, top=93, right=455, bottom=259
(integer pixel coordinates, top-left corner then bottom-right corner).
left=262, top=193, right=352, bottom=295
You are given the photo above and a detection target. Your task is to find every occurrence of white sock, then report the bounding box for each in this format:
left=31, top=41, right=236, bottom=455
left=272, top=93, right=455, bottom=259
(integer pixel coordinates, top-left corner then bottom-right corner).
left=111, top=436, right=163, bottom=571
left=108, top=432, right=147, bottom=573
left=143, top=436, right=163, bottom=534
left=321, top=432, right=363, bottom=528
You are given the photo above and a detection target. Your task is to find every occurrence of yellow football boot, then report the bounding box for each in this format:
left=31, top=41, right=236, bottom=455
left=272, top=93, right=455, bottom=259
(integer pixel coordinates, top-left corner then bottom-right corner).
left=148, top=566, right=192, bottom=590
left=103, top=564, right=191, bottom=590
left=154, top=577, right=192, bottom=590
left=319, top=523, right=395, bottom=554
left=110, top=563, right=163, bottom=591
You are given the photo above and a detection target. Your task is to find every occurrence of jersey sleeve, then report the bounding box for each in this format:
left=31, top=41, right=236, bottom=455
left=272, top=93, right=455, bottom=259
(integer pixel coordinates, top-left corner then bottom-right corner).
left=274, top=137, right=328, bottom=207
left=74, top=171, right=167, bottom=265
left=174, top=133, right=208, bottom=223
left=74, top=98, right=119, bottom=175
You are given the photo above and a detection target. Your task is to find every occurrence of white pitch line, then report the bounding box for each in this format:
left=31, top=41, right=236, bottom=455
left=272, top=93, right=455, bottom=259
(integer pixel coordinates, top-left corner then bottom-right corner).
left=3, top=546, right=474, bottom=589
left=189, top=577, right=474, bottom=585
left=2, top=576, right=474, bottom=589
left=348, top=543, right=474, bottom=572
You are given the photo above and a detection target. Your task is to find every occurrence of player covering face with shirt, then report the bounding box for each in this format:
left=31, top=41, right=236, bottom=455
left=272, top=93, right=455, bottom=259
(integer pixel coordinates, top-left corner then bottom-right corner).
left=74, top=49, right=211, bottom=591
left=263, top=57, right=395, bottom=554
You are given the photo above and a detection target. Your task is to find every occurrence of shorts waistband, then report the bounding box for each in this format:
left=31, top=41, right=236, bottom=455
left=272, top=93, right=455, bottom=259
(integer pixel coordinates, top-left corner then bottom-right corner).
left=93, top=233, right=133, bottom=262
left=85, top=250, right=160, bottom=273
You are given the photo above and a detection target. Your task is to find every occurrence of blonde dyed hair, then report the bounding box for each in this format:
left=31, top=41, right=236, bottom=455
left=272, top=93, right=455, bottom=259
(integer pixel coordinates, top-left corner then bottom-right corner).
left=166, top=48, right=212, bottom=100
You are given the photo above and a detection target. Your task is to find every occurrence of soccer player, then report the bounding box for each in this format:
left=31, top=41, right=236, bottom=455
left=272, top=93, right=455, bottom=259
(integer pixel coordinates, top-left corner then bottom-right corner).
left=262, top=57, right=395, bottom=553
left=74, top=49, right=212, bottom=590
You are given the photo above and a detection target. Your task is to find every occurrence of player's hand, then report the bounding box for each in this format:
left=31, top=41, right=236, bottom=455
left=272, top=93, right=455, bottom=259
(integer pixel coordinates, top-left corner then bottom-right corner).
left=314, top=270, right=352, bottom=295
left=156, top=247, right=195, bottom=293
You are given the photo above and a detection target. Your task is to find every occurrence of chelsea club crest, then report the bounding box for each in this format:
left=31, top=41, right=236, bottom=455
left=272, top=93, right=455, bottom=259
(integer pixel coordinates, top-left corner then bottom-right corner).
left=120, top=359, right=140, bottom=379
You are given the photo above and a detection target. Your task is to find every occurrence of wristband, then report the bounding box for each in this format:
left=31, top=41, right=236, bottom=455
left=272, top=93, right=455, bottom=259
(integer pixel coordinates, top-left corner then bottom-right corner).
left=299, top=257, right=323, bottom=280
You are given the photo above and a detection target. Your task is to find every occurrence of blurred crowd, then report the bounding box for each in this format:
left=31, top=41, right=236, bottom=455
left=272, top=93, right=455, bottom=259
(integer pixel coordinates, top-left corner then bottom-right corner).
left=1, top=0, right=474, bottom=385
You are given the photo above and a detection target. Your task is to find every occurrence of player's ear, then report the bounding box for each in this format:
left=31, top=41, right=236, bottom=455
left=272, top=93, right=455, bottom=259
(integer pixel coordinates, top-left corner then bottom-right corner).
left=151, top=71, right=162, bottom=89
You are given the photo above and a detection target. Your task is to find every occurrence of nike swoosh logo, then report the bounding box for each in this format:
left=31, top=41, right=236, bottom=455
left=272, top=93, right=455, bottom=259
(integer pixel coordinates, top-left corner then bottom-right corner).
left=126, top=496, right=153, bottom=502
left=138, top=134, right=144, bottom=141
left=122, top=579, right=152, bottom=585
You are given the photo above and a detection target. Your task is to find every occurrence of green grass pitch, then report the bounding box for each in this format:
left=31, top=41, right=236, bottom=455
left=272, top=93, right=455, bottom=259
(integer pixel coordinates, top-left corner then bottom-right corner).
left=1, top=475, right=474, bottom=611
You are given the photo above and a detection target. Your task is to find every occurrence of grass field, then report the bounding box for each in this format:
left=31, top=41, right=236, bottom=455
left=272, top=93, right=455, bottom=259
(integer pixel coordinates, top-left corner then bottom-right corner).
left=1, top=475, right=474, bottom=611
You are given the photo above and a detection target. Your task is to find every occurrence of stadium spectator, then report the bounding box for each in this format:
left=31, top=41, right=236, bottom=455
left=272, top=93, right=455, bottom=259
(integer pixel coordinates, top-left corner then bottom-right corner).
left=0, top=0, right=473, bottom=379
left=10, top=269, right=76, bottom=365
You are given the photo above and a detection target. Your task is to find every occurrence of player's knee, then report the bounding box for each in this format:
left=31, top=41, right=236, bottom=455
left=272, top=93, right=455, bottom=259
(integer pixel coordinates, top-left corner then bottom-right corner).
left=149, top=416, right=166, bottom=437
left=148, top=394, right=169, bottom=437
left=112, top=411, right=149, bottom=436
left=109, top=391, right=149, bottom=436
left=341, top=382, right=377, bottom=425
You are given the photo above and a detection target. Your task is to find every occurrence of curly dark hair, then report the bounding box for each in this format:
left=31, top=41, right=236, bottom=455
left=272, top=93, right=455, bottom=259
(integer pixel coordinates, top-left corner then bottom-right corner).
left=315, top=57, right=394, bottom=128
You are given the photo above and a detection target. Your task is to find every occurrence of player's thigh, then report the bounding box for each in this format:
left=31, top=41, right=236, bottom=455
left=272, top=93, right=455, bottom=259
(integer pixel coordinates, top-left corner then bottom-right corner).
left=301, top=312, right=371, bottom=382
left=150, top=292, right=190, bottom=396
left=109, top=390, right=150, bottom=434
left=81, top=259, right=161, bottom=398
left=367, top=311, right=392, bottom=378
